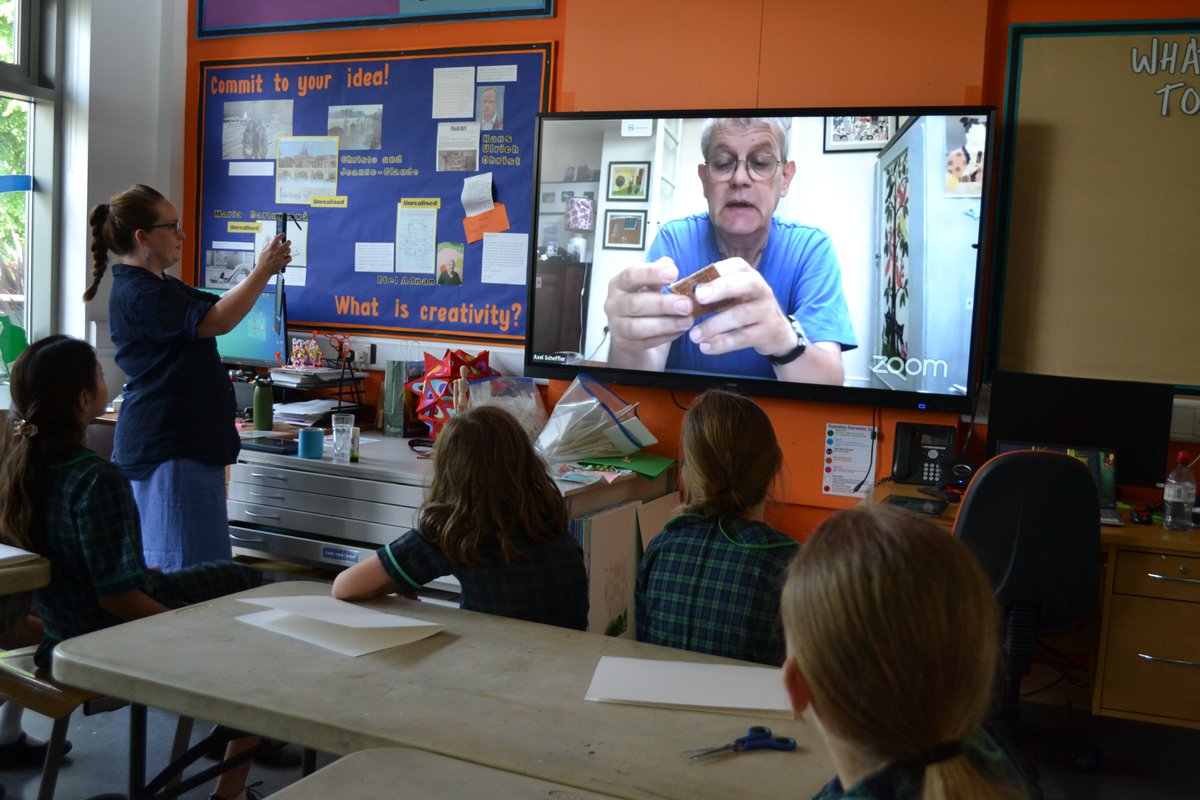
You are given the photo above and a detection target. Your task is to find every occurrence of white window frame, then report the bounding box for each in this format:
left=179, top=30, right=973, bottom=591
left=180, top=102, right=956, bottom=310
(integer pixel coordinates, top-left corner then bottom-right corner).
left=0, top=0, right=63, bottom=341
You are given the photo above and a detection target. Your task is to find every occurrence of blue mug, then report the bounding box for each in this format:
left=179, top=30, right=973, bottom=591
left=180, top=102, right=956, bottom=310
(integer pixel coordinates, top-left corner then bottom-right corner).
left=297, top=427, right=324, bottom=459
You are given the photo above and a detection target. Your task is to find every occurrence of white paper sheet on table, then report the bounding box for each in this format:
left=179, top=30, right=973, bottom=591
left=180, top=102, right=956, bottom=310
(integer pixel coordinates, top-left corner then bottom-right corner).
left=585, top=656, right=794, bottom=719
left=235, top=595, right=443, bottom=657
left=0, top=542, right=39, bottom=566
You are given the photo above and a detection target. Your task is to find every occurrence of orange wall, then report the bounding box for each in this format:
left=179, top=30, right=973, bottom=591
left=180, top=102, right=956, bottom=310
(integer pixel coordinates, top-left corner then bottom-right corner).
left=184, top=0, right=1194, bottom=538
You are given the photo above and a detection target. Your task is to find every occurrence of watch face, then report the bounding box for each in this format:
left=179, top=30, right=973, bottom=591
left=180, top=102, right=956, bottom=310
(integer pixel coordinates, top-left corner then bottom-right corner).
left=787, top=315, right=806, bottom=347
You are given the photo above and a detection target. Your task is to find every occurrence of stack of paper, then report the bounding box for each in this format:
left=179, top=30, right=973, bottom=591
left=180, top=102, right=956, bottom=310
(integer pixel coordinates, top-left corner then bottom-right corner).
left=273, top=398, right=342, bottom=426
left=270, top=366, right=345, bottom=388
left=236, top=595, right=443, bottom=657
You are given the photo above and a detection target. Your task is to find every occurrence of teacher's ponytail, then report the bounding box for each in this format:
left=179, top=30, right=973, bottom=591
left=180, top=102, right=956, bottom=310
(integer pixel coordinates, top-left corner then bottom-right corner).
left=84, top=202, right=110, bottom=301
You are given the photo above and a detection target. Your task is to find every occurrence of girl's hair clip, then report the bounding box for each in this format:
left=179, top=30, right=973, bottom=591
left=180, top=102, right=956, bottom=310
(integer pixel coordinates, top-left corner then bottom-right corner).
left=13, top=419, right=38, bottom=438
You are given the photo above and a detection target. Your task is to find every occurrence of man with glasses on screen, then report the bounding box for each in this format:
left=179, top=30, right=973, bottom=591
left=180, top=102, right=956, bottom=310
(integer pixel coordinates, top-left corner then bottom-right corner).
left=603, top=117, right=855, bottom=384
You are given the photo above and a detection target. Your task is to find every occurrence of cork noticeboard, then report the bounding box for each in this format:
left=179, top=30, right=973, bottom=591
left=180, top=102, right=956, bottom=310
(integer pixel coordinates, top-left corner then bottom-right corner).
left=993, top=21, right=1199, bottom=386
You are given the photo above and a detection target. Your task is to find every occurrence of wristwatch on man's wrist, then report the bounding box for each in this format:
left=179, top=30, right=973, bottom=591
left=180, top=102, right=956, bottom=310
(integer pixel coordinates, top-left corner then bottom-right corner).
left=767, top=315, right=808, bottom=366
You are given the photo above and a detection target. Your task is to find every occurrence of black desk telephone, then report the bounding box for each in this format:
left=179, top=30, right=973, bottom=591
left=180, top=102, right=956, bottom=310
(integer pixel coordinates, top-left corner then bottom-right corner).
left=892, top=422, right=957, bottom=485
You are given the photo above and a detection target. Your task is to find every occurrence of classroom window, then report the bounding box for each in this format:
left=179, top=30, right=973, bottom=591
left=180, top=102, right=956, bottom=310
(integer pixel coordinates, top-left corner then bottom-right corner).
left=0, top=96, right=31, bottom=333
left=0, top=0, right=22, bottom=67
left=0, top=0, right=61, bottom=355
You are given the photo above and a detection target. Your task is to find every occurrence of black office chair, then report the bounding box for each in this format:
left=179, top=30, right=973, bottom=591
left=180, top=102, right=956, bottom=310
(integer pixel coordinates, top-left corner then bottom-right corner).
left=953, top=449, right=1102, bottom=798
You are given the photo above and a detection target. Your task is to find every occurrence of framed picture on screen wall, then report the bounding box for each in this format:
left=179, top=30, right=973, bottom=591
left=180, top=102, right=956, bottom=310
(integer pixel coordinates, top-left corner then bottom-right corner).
left=606, top=162, right=651, bottom=201
left=603, top=210, right=647, bottom=250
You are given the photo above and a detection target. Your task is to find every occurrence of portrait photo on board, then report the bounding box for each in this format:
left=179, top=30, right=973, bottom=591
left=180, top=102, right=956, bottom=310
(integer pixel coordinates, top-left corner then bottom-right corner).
left=476, top=85, right=505, bottom=131
left=222, top=99, right=294, bottom=160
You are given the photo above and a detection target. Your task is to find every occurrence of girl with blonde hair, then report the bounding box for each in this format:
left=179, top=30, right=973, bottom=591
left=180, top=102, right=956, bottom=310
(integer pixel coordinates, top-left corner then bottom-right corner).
left=780, top=504, right=1020, bottom=799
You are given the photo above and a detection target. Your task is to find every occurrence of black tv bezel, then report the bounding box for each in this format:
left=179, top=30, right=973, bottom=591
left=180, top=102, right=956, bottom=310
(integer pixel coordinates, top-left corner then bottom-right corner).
left=523, top=105, right=997, bottom=414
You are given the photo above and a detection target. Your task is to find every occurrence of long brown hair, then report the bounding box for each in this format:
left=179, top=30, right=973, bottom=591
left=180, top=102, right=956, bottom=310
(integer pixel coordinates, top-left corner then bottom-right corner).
left=679, top=388, right=782, bottom=517
left=84, top=183, right=165, bottom=301
left=418, top=405, right=567, bottom=567
left=781, top=505, right=1005, bottom=799
left=0, top=336, right=100, bottom=552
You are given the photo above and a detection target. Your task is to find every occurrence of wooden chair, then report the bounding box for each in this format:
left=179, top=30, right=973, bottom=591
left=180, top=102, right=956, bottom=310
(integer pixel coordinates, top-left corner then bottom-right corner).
left=0, top=645, right=130, bottom=800
left=0, top=644, right=205, bottom=800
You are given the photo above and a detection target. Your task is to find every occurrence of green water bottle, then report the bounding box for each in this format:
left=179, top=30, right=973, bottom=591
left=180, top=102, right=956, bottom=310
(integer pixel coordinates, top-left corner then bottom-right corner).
left=252, top=376, right=273, bottom=431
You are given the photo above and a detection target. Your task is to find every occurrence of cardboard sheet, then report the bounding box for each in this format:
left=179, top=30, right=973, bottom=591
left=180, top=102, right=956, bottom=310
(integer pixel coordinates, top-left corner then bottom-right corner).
left=236, top=595, right=443, bottom=657
left=585, top=656, right=793, bottom=719
left=636, top=492, right=681, bottom=548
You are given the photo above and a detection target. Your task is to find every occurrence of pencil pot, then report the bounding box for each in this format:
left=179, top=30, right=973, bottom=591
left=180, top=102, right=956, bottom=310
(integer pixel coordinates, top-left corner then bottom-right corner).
left=252, top=378, right=274, bottom=431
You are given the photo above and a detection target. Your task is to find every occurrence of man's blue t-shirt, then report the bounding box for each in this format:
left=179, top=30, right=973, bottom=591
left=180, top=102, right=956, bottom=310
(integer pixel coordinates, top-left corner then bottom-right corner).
left=109, top=264, right=240, bottom=479
left=647, top=214, right=857, bottom=379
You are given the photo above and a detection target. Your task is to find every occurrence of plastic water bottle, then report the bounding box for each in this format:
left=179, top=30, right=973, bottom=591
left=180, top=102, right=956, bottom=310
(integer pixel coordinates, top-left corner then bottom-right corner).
left=1163, top=451, right=1196, bottom=532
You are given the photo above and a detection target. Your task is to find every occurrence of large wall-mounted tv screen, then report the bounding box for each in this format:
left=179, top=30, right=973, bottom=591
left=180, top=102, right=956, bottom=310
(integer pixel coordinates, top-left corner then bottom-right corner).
left=524, top=108, right=996, bottom=412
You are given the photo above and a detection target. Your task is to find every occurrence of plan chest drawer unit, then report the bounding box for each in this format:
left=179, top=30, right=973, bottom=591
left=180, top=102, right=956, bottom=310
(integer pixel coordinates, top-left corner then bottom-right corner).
left=229, top=461, right=422, bottom=562
left=1094, top=546, right=1200, bottom=730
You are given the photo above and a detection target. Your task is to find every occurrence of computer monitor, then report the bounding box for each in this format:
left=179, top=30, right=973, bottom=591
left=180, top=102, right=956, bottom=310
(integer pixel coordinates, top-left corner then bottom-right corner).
left=213, top=287, right=286, bottom=367
left=987, top=370, right=1175, bottom=487
left=994, top=441, right=1118, bottom=507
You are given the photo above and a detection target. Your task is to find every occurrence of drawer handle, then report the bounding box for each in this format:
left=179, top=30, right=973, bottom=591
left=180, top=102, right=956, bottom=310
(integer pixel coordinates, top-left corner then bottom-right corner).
left=243, top=510, right=282, bottom=520
left=229, top=533, right=266, bottom=544
left=248, top=491, right=286, bottom=500
left=1138, top=653, right=1200, bottom=668
left=248, top=473, right=288, bottom=481
left=1146, top=572, right=1200, bottom=586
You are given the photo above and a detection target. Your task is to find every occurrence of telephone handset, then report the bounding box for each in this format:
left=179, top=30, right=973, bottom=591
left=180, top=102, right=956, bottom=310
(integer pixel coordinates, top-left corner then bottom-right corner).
left=892, top=422, right=957, bottom=485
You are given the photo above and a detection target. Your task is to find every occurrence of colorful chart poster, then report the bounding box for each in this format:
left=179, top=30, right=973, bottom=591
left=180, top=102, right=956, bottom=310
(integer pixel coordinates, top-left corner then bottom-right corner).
left=821, top=423, right=878, bottom=497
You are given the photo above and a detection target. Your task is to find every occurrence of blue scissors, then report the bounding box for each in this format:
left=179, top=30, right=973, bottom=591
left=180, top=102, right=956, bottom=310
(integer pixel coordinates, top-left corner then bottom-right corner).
left=689, top=725, right=797, bottom=759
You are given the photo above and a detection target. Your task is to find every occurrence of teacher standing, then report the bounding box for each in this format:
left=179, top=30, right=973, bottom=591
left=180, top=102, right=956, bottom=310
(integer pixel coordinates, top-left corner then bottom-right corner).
left=84, top=184, right=291, bottom=571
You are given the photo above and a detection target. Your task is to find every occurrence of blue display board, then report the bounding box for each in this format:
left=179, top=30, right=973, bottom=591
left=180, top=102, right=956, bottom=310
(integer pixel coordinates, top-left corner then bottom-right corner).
left=196, top=44, right=552, bottom=341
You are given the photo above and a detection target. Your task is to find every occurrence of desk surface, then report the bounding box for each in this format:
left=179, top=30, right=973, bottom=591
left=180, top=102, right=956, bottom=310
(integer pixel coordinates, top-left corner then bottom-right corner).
left=272, top=747, right=621, bottom=799
left=873, top=483, right=1200, bottom=556
left=53, top=582, right=827, bottom=800
left=0, top=556, right=50, bottom=595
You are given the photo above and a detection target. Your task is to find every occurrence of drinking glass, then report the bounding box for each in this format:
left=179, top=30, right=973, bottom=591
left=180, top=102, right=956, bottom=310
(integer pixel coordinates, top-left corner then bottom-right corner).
left=331, top=413, right=354, bottom=463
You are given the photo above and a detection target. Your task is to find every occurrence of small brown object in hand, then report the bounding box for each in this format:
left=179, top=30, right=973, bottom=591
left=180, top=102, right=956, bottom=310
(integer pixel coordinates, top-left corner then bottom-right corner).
left=667, top=264, right=736, bottom=314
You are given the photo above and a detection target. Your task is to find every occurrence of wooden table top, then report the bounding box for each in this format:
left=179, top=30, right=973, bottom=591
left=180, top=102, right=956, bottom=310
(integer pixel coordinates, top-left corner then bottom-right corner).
left=53, top=582, right=829, bottom=800
left=0, top=556, right=50, bottom=595
left=872, top=482, right=1200, bottom=556
left=271, top=747, right=623, bottom=799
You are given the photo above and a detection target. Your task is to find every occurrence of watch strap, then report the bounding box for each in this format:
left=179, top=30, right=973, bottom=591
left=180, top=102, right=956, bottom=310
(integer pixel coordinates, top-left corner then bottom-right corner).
left=767, top=315, right=808, bottom=366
